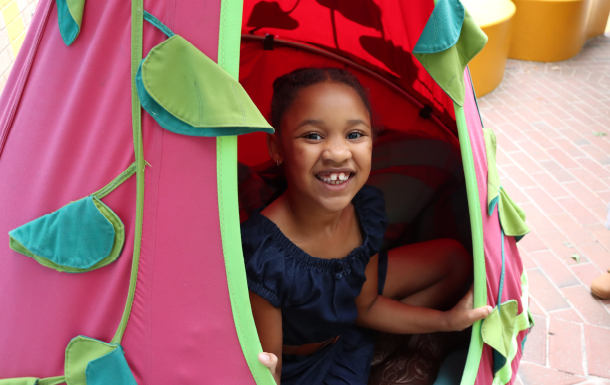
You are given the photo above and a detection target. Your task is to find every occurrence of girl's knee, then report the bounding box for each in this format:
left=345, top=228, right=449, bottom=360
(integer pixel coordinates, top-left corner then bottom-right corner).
left=438, top=238, right=472, bottom=275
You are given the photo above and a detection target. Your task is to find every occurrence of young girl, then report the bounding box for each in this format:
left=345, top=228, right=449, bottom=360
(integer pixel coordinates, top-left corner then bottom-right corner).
left=241, top=68, right=492, bottom=384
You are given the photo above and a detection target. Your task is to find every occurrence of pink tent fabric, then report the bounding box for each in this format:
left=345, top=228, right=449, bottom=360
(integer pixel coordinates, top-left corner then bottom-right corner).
left=0, top=0, right=253, bottom=383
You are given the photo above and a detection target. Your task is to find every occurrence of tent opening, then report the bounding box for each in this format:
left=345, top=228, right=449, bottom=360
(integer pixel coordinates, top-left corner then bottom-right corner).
left=237, top=37, right=474, bottom=383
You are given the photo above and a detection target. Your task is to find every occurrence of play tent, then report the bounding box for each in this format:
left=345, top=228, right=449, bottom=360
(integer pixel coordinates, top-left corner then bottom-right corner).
left=0, top=0, right=532, bottom=384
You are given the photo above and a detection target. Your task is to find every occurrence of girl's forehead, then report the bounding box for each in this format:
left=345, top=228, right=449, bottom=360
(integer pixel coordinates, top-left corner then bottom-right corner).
left=288, top=83, right=370, bottom=119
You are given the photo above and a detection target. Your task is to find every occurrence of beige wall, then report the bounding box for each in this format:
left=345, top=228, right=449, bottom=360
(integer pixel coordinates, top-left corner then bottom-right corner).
left=0, top=0, right=39, bottom=94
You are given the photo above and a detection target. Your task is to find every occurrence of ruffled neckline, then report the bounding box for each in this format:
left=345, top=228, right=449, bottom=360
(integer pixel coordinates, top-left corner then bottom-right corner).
left=249, top=185, right=386, bottom=275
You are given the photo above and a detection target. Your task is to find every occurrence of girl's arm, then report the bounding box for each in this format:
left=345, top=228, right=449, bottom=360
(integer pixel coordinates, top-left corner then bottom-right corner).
left=355, top=255, right=491, bottom=334
left=250, top=291, right=283, bottom=384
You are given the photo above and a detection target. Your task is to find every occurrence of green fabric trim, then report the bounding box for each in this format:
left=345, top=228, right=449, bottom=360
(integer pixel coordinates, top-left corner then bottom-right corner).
left=483, top=128, right=530, bottom=240
left=217, top=0, right=242, bottom=78
left=216, top=0, right=275, bottom=384
left=413, top=10, right=487, bottom=106
left=56, top=0, right=85, bottom=46
left=481, top=300, right=518, bottom=370
left=413, top=0, right=465, bottom=54
left=0, top=377, right=65, bottom=385
left=137, top=35, right=273, bottom=137
left=490, top=272, right=532, bottom=384
left=65, top=336, right=117, bottom=385
left=466, top=66, right=485, bottom=129
left=111, top=0, right=145, bottom=345
left=483, top=129, right=500, bottom=215
left=498, top=229, right=506, bottom=305
left=36, top=377, right=65, bottom=385
left=8, top=196, right=125, bottom=273
left=66, top=0, right=85, bottom=25
left=527, top=309, right=535, bottom=328
left=454, top=105, right=486, bottom=385
left=218, top=137, right=274, bottom=385
left=0, top=378, right=39, bottom=385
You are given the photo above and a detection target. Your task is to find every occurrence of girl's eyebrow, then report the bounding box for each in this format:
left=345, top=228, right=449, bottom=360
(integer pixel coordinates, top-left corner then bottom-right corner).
left=297, top=119, right=324, bottom=129
left=296, top=119, right=370, bottom=129
left=347, top=119, right=370, bottom=128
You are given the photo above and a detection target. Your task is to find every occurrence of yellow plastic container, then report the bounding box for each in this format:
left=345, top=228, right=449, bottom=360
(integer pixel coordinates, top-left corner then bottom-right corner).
left=463, top=0, right=516, bottom=97
left=586, top=0, right=610, bottom=39
left=508, top=0, right=590, bottom=62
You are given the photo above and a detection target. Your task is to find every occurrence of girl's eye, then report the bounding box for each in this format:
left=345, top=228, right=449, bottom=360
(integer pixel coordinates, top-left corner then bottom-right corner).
left=304, top=133, right=322, bottom=140
left=347, top=132, right=363, bottom=140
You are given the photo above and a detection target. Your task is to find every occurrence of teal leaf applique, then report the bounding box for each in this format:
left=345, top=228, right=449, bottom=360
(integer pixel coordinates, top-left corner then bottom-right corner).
left=56, top=0, right=85, bottom=46
left=9, top=196, right=125, bottom=273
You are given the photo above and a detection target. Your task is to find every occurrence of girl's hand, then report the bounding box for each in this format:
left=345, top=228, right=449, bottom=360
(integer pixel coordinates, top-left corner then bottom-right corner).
left=445, top=285, right=493, bottom=331
left=258, top=352, right=280, bottom=384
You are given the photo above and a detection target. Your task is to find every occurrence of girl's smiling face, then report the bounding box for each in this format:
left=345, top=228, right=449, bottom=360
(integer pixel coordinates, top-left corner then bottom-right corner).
left=268, top=81, right=373, bottom=213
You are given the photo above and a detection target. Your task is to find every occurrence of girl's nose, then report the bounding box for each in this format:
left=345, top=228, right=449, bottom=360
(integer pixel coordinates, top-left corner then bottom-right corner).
left=322, top=137, right=352, bottom=163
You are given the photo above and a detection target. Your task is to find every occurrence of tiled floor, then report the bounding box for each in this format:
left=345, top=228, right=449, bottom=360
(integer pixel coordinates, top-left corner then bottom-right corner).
left=477, top=34, right=610, bottom=385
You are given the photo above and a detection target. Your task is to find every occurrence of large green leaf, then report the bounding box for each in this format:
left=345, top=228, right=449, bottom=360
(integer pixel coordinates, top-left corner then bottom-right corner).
left=137, top=35, right=274, bottom=137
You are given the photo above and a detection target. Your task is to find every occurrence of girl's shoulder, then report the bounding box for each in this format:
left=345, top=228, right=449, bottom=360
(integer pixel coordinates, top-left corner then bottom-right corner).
left=352, top=184, right=388, bottom=256
left=240, top=185, right=388, bottom=307
left=240, top=184, right=388, bottom=263
left=240, top=209, right=283, bottom=261
left=240, top=211, right=289, bottom=307
left=353, top=184, right=386, bottom=214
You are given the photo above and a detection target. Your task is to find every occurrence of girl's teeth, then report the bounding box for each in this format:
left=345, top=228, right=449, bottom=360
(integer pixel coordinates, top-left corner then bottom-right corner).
left=317, top=172, right=351, bottom=184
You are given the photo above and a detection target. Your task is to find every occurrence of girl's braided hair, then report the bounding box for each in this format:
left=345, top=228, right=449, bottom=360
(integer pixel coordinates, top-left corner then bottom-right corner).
left=270, top=67, right=373, bottom=134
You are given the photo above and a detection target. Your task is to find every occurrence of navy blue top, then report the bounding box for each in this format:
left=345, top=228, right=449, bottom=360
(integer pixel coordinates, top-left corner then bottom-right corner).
left=241, top=185, right=389, bottom=384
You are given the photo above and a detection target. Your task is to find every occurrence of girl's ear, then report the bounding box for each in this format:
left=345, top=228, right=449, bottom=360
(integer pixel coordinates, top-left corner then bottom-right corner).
left=267, top=133, right=283, bottom=164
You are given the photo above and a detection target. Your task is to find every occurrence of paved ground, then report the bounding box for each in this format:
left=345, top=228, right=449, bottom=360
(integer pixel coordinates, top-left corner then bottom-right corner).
left=477, top=34, right=610, bottom=385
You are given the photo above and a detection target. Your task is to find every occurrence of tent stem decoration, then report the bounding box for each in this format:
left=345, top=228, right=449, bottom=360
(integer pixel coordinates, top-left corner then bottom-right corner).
left=0, top=0, right=532, bottom=384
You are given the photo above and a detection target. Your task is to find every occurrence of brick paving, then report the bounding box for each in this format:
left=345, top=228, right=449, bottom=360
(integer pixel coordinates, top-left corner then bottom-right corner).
left=477, top=34, right=610, bottom=385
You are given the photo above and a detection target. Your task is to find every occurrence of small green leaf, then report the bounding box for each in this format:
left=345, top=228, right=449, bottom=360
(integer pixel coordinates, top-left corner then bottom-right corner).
left=593, top=132, right=608, bottom=137
left=571, top=254, right=581, bottom=263
left=563, top=242, right=574, bottom=248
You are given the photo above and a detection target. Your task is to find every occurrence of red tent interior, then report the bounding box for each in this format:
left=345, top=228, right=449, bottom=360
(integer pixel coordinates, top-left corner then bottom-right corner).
left=235, top=2, right=477, bottom=377
left=236, top=0, right=473, bottom=254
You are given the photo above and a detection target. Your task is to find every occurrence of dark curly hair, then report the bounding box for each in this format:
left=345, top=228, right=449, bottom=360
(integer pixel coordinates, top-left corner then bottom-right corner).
left=270, top=67, right=373, bottom=134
